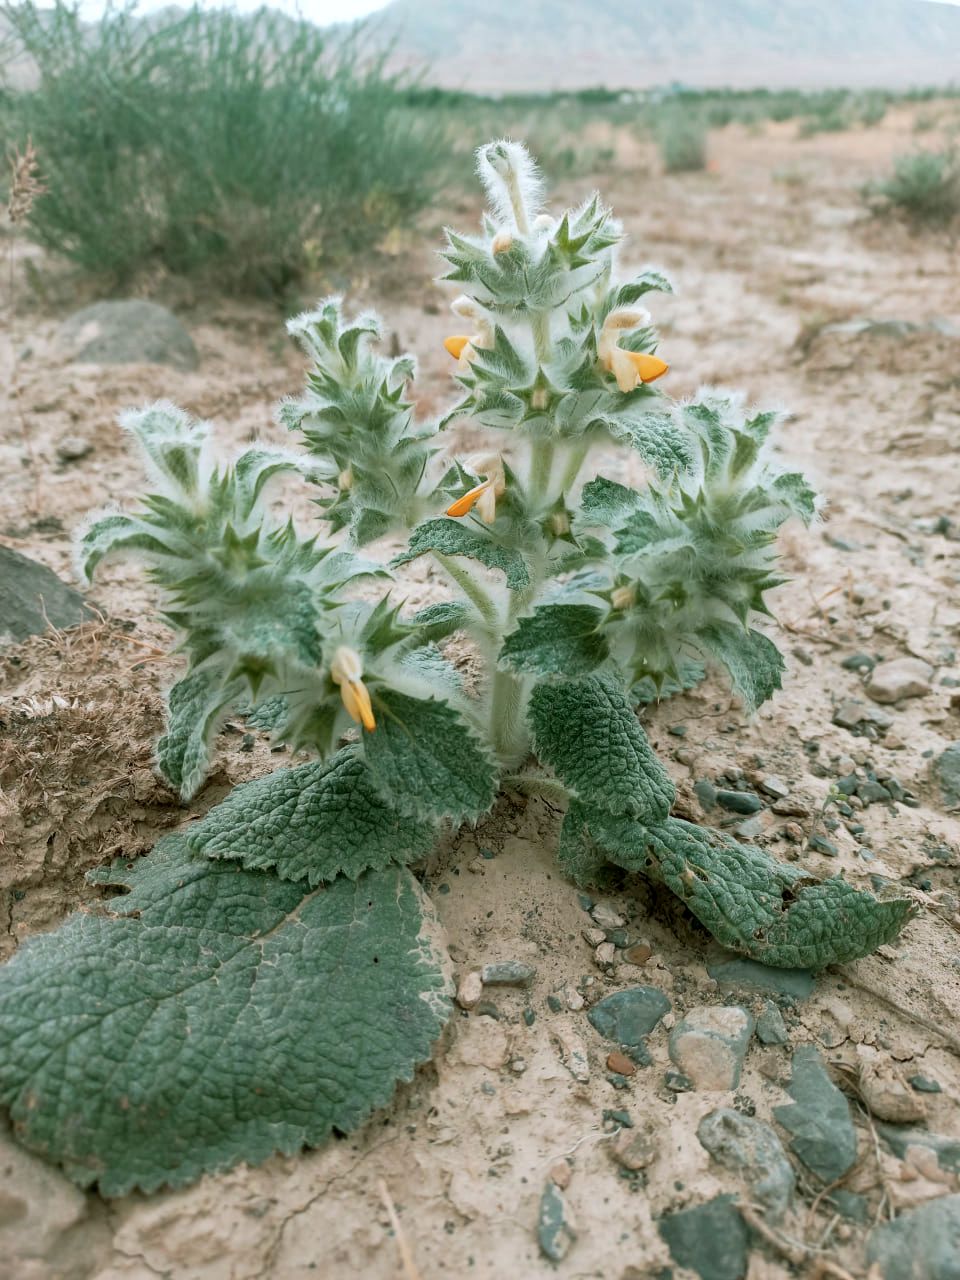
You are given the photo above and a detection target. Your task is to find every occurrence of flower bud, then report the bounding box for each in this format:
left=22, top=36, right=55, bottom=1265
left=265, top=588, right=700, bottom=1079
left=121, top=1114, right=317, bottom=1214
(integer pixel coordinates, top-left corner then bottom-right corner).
left=338, top=467, right=353, bottom=491
left=611, top=584, right=637, bottom=611
left=549, top=510, right=570, bottom=537
left=531, top=387, right=549, bottom=410
left=491, top=229, right=514, bottom=254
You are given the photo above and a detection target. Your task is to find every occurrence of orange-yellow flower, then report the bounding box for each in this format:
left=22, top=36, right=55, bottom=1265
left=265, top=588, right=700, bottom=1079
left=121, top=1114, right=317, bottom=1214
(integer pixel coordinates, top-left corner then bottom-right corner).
left=444, top=298, right=493, bottom=371
left=330, top=645, right=376, bottom=732
left=445, top=456, right=505, bottom=525
left=598, top=307, right=669, bottom=392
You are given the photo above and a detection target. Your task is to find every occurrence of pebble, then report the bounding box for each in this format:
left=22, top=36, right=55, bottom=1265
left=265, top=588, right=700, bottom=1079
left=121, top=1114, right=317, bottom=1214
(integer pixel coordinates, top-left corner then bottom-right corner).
left=548, top=1159, right=572, bottom=1190
left=707, top=957, right=814, bottom=1000
left=537, top=1181, right=577, bottom=1263
left=782, top=821, right=804, bottom=842
left=668, top=1006, right=754, bottom=1091
left=590, top=901, right=625, bottom=930
left=756, top=1001, right=789, bottom=1046
left=841, top=652, right=876, bottom=672
left=582, top=927, right=606, bottom=947
left=606, top=1051, right=636, bottom=1077
left=611, top=1125, right=655, bottom=1171
left=552, top=1025, right=590, bottom=1083
left=877, top=1125, right=960, bottom=1175
left=833, top=699, right=894, bottom=733
left=55, top=435, right=93, bottom=462
left=587, top=987, right=672, bottom=1052
left=909, top=1075, right=943, bottom=1094
left=933, top=743, right=960, bottom=808
left=866, top=1193, right=960, bottom=1280
left=773, top=1045, right=857, bottom=1182
left=716, top=790, right=763, bottom=815
left=622, top=942, right=653, bottom=966
left=694, top=779, right=718, bottom=811
left=594, top=942, right=616, bottom=967
left=865, top=657, right=933, bottom=705
left=456, top=970, right=483, bottom=1010
left=481, top=961, right=536, bottom=986
left=658, top=1195, right=749, bottom=1280
left=809, top=834, right=839, bottom=856
left=858, top=1056, right=927, bottom=1124
left=734, top=815, right=764, bottom=840
left=758, top=775, right=791, bottom=799
left=558, top=984, right=584, bottom=1012
left=697, top=1108, right=795, bottom=1220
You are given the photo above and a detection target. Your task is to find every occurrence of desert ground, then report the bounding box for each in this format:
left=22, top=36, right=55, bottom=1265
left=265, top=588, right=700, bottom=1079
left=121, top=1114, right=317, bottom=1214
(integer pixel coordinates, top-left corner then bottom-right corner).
left=2, top=104, right=960, bottom=1279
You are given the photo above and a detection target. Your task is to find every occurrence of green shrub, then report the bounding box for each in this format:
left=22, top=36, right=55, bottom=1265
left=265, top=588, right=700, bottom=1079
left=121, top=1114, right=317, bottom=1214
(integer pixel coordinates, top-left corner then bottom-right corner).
left=864, top=147, right=960, bottom=227
left=655, top=107, right=707, bottom=173
left=2, top=2, right=451, bottom=294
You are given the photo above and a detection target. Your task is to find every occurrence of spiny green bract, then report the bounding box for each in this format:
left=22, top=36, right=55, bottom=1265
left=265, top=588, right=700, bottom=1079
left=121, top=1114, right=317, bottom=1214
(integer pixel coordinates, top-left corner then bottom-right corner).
left=0, top=140, right=914, bottom=1197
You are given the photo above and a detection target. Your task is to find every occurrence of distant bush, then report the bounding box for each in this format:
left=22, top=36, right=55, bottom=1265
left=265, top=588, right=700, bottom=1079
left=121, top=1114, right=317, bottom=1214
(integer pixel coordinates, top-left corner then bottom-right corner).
left=863, top=147, right=960, bottom=227
left=2, top=2, right=451, bottom=295
left=655, top=108, right=707, bottom=173
left=799, top=90, right=889, bottom=136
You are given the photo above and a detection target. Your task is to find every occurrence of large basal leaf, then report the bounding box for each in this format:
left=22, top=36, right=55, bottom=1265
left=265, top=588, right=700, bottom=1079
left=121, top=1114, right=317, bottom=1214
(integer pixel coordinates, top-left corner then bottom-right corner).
left=188, top=749, right=437, bottom=884
left=0, top=837, right=452, bottom=1195
left=695, top=621, right=785, bottom=712
left=364, top=690, right=498, bottom=824
left=528, top=676, right=674, bottom=821
left=577, top=808, right=915, bottom=969
left=392, top=518, right=530, bottom=590
left=557, top=799, right=622, bottom=891
left=499, top=603, right=609, bottom=677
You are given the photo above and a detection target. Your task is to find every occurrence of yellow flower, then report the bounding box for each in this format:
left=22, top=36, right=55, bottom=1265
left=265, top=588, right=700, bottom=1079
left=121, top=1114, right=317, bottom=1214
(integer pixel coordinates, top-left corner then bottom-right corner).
left=330, top=645, right=376, bottom=732
left=445, top=298, right=494, bottom=371
left=598, top=307, right=669, bottom=391
left=446, top=455, right=505, bottom=525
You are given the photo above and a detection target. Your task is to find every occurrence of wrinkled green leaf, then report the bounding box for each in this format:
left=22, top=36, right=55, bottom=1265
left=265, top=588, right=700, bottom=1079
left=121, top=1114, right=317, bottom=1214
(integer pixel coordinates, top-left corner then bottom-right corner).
left=188, top=751, right=437, bottom=884
left=529, top=676, right=674, bottom=820
left=156, top=669, right=241, bottom=800
left=557, top=799, right=623, bottom=891
left=500, top=604, right=609, bottom=677
left=0, top=837, right=451, bottom=1194
left=364, top=690, right=497, bottom=823
left=577, top=476, right=641, bottom=529
left=696, top=621, right=785, bottom=711
left=393, top=519, right=530, bottom=590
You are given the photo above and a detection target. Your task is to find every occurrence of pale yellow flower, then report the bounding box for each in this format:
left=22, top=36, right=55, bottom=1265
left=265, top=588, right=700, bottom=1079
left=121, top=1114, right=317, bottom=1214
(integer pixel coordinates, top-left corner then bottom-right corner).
left=330, top=645, right=376, bottom=732
left=446, top=455, right=505, bottom=525
left=598, top=307, right=669, bottom=391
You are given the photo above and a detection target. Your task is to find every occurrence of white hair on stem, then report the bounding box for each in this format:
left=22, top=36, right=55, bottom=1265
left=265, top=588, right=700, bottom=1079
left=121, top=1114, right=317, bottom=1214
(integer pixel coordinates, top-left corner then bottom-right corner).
left=476, top=139, right=544, bottom=235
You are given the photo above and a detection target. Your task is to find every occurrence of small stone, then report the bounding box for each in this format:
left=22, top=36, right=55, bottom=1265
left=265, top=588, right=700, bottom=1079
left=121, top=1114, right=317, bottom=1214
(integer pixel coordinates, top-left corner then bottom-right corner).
left=590, top=901, right=625, bottom=930
left=716, top=790, right=763, bottom=815
left=58, top=298, right=199, bottom=370
left=552, top=1025, right=590, bottom=1083
left=859, top=1058, right=927, bottom=1124
left=809, top=834, right=839, bottom=856
left=587, top=987, right=672, bottom=1052
left=735, top=815, right=765, bottom=840
left=758, top=775, right=791, bottom=799
left=695, top=779, right=718, bottom=811
left=774, top=1045, right=857, bottom=1182
left=865, top=657, right=933, bottom=705
left=841, top=652, right=877, bottom=672
left=697, top=1108, right=795, bottom=1220
left=582, top=927, right=606, bottom=947
left=623, top=942, right=653, bottom=966
left=866, top=1194, right=960, bottom=1280
left=858, top=779, right=892, bottom=806
left=606, top=1051, right=636, bottom=1077
left=456, top=970, right=483, bottom=1010
left=909, top=1075, right=942, bottom=1094
left=754, top=1003, right=787, bottom=1047
left=833, top=699, right=894, bottom=733
left=537, top=1181, right=577, bottom=1263
left=611, top=1126, right=656, bottom=1171
left=934, top=743, right=960, bottom=808
left=548, top=1159, right=572, bottom=1190
left=876, top=1125, right=960, bottom=1175
left=658, top=1195, right=749, bottom=1280
left=594, top=942, right=616, bottom=967
left=480, top=961, right=536, bottom=986
left=782, top=821, right=804, bottom=842
left=55, top=435, right=93, bottom=462
left=708, top=957, right=814, bottom=1000
left=665, top=1070, right=694, bottom=1092
left=669, top=1006, right=754, bottom=1091
left=0, top=546, right=94, bottom=646
left=559, top=984, right=584, bottom=1012
left=509, top=1056, right=527, bottom=1074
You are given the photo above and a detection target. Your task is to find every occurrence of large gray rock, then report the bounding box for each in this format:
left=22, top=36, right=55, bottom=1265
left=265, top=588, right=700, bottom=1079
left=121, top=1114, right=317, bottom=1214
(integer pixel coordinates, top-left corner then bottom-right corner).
left=774, top=1045, right=858, bottom=1183
left=867, top=1194, right=960, bottom=1280
left=658, top=1195, right=748, bottom=1280
left=58, top=299, right=198, bottom=370
left=0, top=545, right=92, bottom=646
left=697, top=1108, right=795, bottom=1220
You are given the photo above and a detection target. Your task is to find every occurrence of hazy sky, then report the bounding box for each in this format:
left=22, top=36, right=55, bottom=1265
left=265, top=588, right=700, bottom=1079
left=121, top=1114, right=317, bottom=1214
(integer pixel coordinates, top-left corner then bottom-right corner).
left=75, top=0, right=960, bottom=20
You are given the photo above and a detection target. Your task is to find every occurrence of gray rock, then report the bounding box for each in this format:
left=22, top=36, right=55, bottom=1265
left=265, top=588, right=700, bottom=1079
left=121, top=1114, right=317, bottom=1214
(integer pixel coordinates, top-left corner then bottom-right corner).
left=829, top=1189, right=870, bottom=1223
left=876, top=1125, right=960, bottom=1175
left=55, top=435, right=93, bottom=463
left=865, top=658, right=933, bottom=705
left=669, top=1006, right=754, bottom=1091
left=707, top=956, right=815, bottom=1000
left=658, top=1195, right=748, bottom=1280
left=697, top=1108, right=795, bottom=1220
left=695, top=779, right=718, bottom=811
left=537, top=1181, right=577, bottom=1262
left=58, top=299, right=198, bottom=371
left=758, top=775, right=791, bottom=799
left=0, top=545, right=92, bottom=646
left=934, top=744, right=960, bottom=808
left=841, top=652, right=877, bottom=673
left=866, top=1194, right=960, bottom=1280
left=480, top=961, right=536, bottom=986
left=0, top=1122, right=88, bottom=1265
left=756, top=1001, right=789, bottom=1046
left=735, top=815, right=765, bottom=839
left=716, top=790, right=763, bottom=815
left=833, top=699, right=894, bottom=733
left=773, top=1045, right=857, bottom=1182
left=587, top=987, right=671, bottom=1051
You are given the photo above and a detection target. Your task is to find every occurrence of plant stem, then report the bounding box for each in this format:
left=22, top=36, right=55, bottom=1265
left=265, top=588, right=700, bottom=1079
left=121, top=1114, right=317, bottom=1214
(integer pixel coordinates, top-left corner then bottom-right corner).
left=433, top=552, right=499, bottom=631
left=556, top=440, right=590, bottom=497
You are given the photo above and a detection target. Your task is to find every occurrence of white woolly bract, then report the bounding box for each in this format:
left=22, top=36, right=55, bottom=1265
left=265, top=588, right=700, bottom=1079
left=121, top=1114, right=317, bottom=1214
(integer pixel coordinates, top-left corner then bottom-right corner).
left=476, top=139, right=544, bottom=231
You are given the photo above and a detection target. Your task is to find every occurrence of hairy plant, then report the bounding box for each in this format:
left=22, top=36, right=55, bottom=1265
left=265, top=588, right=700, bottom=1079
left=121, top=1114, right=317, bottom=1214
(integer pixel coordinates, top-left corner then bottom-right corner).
left=655, top=106, right=708, bottom=173
left=863, top=146, right=960, bottom=229
left=0, top=142, right=915, bottom=1195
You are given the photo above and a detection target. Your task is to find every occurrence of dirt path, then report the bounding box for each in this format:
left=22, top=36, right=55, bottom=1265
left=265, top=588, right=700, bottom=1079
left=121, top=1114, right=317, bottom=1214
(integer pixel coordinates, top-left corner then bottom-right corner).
left=2, top=105, right=959, bottom=1279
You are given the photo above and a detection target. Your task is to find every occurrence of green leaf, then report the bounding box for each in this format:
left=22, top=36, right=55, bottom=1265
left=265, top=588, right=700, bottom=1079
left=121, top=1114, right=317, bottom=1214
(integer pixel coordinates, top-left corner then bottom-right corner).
left=609, top=270, right=675, bottom=309
left=412, top=600, right=472, bottom=643
left=188, top=751, right=437, bottom=885
left=606, top=409, right=694, bottom=477
left=156, top=668, right=241, bottom=800
left=696, top=621, right=785, bottom=711
left=577, top=476, right=641, bottom=529
left=0, top=837, right=451, bottom=1194
left=364, top=690, right=498, bottom=824
left=393, top=519, right=530, bottom=590
left=557, top=799, right=622, bottom=891
left=528, top=676, right=674, bottom=820
left=79, top=514, right=173, bottom=582
left=580, top=810, right=915, bottom=968
left=500, top=604, right=609, bottom=677
left=633, top=658, right=706, bottom=704
left=772, top=472, right=818, bottom=524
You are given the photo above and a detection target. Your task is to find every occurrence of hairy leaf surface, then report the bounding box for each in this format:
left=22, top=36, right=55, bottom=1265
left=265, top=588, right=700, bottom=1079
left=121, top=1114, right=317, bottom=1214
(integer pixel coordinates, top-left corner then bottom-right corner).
left=529, top=676, right=674, bottom=820
left=156, top=669, right=242, bottom=800
left=500, top=604, right=609, bottom=676
left=188, top=751, right=437, bottom=884
left=696, top=621, right=785, bottom=711
left=393, top=519, right=530, bottom=590
left=0, top=838, right=451, bottom=1194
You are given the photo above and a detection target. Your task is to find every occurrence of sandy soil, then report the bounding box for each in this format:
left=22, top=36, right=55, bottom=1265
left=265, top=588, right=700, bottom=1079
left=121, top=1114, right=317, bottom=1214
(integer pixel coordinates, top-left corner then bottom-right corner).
left=2, top=104, right=960, bottom=1279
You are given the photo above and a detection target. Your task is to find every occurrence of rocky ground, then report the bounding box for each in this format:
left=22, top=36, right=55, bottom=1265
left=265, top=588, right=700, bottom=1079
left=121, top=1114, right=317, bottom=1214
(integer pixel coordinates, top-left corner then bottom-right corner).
left=1, top=104, right=960, bottom=1280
